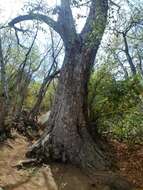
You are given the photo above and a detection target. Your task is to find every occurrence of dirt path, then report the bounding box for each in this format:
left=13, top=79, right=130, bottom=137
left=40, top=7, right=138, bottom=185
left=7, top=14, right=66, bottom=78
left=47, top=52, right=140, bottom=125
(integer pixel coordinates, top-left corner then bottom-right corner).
left=0, top=133, right=143, bottom=190
left=0, top=133, right=102, bottom=190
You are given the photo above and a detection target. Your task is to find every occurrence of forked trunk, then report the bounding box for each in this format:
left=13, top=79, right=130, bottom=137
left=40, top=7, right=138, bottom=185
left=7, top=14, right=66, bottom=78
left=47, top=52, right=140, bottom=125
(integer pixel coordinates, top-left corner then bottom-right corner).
left=8, top=0, right=109, bottom=169
left=27, top=42, right=108, bottom=170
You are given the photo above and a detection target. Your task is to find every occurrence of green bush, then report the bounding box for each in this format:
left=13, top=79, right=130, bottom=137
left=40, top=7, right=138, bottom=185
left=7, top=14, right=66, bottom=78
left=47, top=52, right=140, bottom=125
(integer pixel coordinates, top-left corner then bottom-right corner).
left=88, top=68, right=143, bottom=144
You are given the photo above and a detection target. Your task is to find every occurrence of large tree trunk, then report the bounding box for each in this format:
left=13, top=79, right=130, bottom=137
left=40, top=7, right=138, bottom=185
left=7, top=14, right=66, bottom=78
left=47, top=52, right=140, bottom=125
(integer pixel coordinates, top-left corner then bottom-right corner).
left=27, top=41, right=108, bottom=170
left=9, top=0, right=109, bottom=169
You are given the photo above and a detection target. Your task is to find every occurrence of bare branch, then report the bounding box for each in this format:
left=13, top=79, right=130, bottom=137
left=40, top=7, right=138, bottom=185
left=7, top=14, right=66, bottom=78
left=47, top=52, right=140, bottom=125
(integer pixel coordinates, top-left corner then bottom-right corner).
left=109, top=0, right=120, bottom=11
left=9, top=14, right=61, bottom=36
left=14, top=29, right=29, bottom=49
left=32, top=47, right=52, bottom=73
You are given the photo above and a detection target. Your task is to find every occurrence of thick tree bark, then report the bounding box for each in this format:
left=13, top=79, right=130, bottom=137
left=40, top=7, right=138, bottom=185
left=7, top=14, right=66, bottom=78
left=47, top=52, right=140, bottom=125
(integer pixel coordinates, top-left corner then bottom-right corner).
left=10, top=0, right=109, bottom=170
left=27, top=41, right=108, bottom=169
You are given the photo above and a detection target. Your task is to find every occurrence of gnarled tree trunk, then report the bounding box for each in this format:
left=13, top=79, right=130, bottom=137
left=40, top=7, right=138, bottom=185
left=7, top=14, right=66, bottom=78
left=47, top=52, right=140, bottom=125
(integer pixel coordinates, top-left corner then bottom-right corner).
left=27, top=42, right=108, bottom=169
left=9, top=0, right=109, bottom=169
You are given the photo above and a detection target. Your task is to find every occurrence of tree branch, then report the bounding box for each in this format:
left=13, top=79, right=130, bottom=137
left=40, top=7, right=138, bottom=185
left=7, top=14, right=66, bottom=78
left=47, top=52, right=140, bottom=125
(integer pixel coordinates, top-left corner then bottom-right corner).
left=56, top=0, right=77, bottom=48
left=60, top=0, right=75, bottom=32
left=9, top=14, right=61, bottom=36
left=109, top=0, right=120, bottom=11
left=81, top=0, right=108, bottom=41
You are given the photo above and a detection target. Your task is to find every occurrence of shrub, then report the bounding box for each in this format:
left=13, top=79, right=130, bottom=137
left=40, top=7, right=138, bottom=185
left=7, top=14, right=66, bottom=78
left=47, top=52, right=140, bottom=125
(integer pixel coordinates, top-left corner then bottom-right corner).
left=88, top=68, right=143, bottom=144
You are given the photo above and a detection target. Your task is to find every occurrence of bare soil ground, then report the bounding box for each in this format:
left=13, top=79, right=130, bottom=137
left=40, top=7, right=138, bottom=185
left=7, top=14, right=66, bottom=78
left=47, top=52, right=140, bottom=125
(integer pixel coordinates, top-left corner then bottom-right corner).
left=0, top=132, right=143, bottom=190
left=111, top=140, right=143, bottom=188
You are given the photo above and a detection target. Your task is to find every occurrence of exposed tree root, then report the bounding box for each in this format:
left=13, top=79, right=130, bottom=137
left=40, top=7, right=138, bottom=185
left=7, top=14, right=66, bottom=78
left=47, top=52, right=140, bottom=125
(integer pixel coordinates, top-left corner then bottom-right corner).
left=26, top=129, right=135, bottom=190
left=12, top=158, right=38, bottom=169
left=26, top=127, right=110, bottom=172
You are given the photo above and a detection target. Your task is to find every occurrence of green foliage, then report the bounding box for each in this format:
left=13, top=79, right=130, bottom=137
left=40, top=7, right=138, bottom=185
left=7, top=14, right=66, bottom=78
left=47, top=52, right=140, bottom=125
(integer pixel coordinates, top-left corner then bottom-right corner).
left=88, top=67, right=143, bottom=144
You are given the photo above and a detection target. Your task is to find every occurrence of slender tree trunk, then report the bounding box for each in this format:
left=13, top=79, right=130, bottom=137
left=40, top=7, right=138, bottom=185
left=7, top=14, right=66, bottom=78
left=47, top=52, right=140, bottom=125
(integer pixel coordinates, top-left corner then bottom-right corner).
left=29, top=70, right=59, bottom=120
left=14, top=75, right=31, bottom=119
left=137, top=49, right=143, bottom=77
left=0, top=38, right=9, bottom=138
left=114, top=53, right=129, bottom=79
left=30, top=80, right=51, bottom=120
left=123, top=34, right=137, bottom=76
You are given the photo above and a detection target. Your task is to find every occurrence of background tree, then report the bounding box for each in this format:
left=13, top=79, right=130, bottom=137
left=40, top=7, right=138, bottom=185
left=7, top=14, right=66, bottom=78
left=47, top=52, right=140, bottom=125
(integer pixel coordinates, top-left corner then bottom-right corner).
left=0, top=22, right=61, bottom=137
left=102, top=0, right=143, bottom=78
left=0, top=36, right=9, bottom=138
